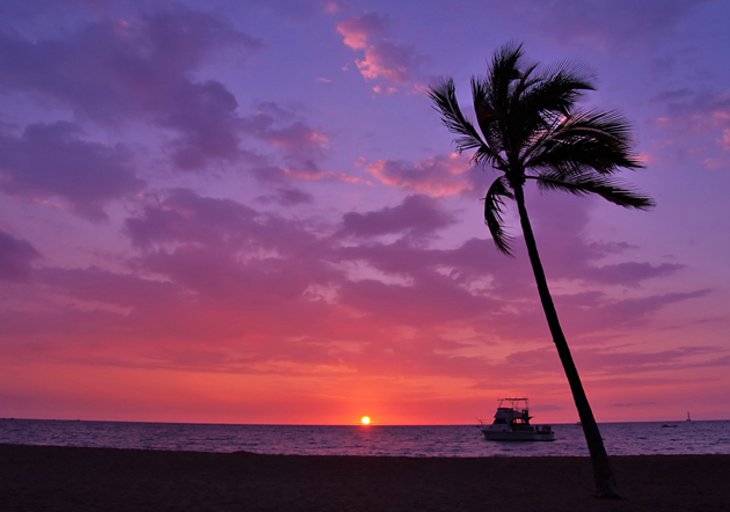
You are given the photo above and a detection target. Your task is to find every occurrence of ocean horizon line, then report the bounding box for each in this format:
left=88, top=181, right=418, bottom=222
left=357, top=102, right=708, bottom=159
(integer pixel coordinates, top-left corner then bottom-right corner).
left=3, top=416, right=726, bottom=427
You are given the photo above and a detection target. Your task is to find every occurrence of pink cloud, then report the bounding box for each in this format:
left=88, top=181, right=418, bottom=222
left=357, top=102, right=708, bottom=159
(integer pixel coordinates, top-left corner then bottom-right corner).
left=372, top=84, right=398, bottom=95
left=336, top=12, right=384, bottom=50
left=336, top=12, right=421, bottom=92
left=269, top=125, right=329, bottom=150
left=362, top=154, right=475, bottom=196
left=250, top=160, right=361, bottom=186
left=323, top=1, right=345, bottom=15
left=356, top=40, right=417, bottom=84
left=331, top=171, right=371, bottom=185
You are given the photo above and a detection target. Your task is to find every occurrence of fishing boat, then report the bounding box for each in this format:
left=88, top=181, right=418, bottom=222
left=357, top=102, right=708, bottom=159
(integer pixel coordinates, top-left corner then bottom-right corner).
left=480, top=397, right=555, bottom=441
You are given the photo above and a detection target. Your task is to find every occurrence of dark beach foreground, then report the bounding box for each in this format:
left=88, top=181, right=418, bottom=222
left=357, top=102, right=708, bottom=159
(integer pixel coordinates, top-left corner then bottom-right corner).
left=1, top=444, right=728, bottom=512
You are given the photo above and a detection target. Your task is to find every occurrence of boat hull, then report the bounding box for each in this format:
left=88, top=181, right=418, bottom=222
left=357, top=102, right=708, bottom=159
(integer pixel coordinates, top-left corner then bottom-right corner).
left=481, top=429, right=555, bottom=442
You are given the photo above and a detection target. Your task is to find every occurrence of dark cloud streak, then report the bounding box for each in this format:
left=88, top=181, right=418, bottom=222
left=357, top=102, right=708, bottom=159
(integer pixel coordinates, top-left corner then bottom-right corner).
left=0, top=122, right=143, bottom=218
left=0, top=230, right=40, bottom=281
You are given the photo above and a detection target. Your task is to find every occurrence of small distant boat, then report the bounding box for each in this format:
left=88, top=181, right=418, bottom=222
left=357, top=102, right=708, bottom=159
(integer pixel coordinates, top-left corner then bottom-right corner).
left=480, top=397, right=555, bottom=441
left=686, top=411, right=692, bottom=422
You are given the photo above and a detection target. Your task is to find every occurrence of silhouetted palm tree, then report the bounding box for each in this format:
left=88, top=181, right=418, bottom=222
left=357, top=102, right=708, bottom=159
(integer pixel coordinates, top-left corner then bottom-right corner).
left=428, top=43, right=653, bottom=498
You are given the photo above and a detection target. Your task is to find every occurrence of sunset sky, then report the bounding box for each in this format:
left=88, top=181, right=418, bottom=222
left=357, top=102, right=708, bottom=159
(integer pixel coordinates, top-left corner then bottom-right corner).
left=1, top=0, right=729, bottom=425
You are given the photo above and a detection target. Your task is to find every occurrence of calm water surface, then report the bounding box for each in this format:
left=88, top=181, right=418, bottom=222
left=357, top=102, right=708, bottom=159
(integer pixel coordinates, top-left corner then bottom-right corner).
left=1, top=419, right=728, bottom=457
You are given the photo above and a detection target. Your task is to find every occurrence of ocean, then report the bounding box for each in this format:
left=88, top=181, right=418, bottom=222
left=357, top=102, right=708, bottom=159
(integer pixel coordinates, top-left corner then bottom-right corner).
left=1, top=419, right=729, bottom=457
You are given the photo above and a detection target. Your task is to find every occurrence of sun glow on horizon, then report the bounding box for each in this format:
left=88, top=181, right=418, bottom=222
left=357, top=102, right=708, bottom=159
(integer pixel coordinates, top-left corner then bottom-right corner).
left=360, top=415, right=371, bottom=425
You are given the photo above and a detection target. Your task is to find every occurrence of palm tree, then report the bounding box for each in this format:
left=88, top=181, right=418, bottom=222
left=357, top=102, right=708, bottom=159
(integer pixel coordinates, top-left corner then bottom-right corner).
left=428, top=43, right=653, bottom=498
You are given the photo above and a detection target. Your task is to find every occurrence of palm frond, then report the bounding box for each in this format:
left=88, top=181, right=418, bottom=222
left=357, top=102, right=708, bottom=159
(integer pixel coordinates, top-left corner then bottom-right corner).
left=530, top=171, right=654, bottom=209
left=489, top=42, right=523, bottom=102
left=427, top=78, right=485, bottom=153
left=522, top=63, right=595, bottom=116
left=428, top=78, right=508, bottom=169
left=525, top=110, right=643, bottom=174
left=471, top=79, right=511, bottom=170
left=487, top=44, right=524, bottom=154
left=554, top=110, right=636, bottom=144
left=512, top=62, right=540, bottom=99
left=484, top=176, right=515, bottom=254
left=471, top=77, right=502, bottom=156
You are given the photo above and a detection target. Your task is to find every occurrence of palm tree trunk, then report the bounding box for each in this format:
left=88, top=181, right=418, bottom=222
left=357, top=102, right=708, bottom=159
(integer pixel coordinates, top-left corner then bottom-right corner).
left=512, top=184, right=619, bottom=498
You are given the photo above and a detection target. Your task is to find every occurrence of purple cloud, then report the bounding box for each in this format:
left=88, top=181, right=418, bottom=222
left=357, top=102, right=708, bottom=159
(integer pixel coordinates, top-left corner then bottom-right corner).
left=234, top=102, right=334, bottom=186
left=520, top=191, right=684, bottom=286
left=586, top=262, right=684, bottom=284
left=241, top=102, right=330, bottom=155
left=333, top=188, right=699, bottom=341
left=125, top=190, right=339, bottom=302
left=649, top=89, right=730, bottom=170
left=125, top=189, right=259, bottom=248
left=257, top=187, right=314, bottom=206
left=0, top=8, right=259, bottom=117
left=40, top=266, right=187, bottom=310
left=600, top=289, right=713, bottom=326
left=340, top=194, right=456, bottom=238
left=0, top=8, right=261, bottom=170
left=338, top=275, right=493, bottom=326
left=164, top=80, right=243, bottom=170
left=573, top=343, right=724, bottom=377
left=0, top=230, right=40, bottom=281
left=0, top=122, right=143, bottom=219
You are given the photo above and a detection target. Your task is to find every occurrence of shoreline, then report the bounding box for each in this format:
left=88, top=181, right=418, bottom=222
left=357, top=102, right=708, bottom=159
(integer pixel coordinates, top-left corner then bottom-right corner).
left=3, top=444, right=730, bottom=511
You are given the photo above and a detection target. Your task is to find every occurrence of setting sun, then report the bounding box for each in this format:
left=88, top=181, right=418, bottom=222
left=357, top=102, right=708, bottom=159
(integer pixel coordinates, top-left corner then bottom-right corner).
left=360, top=416, right=371, bottom=425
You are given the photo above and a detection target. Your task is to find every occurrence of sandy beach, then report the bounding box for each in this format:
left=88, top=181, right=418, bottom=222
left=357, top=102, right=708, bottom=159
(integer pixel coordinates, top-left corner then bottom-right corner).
left=1, top=443, right=728, bottom=511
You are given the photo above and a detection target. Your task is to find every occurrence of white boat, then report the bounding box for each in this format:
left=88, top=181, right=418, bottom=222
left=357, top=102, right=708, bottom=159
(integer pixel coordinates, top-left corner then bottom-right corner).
left=480, top=397, right=555, bottom=441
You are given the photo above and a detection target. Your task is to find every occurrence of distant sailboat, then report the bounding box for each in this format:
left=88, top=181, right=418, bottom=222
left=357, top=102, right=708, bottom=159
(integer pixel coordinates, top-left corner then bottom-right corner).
left=686, top=411, right=692, bottom=422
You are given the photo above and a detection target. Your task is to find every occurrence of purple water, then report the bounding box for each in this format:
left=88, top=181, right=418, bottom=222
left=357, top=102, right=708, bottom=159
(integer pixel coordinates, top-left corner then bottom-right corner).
left=1, top=419, right=728, bottom=457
